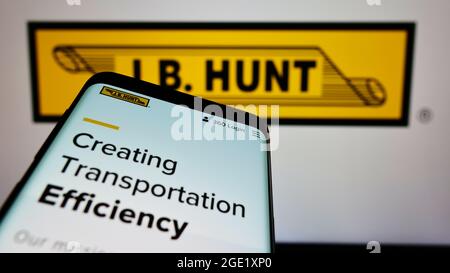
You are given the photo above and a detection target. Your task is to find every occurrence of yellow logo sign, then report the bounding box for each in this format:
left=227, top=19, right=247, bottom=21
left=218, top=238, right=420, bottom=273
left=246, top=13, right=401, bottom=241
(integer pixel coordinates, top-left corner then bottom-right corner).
left=100, top=86, right=149, bottom=107
left=30, top=23, right=414, bottom=125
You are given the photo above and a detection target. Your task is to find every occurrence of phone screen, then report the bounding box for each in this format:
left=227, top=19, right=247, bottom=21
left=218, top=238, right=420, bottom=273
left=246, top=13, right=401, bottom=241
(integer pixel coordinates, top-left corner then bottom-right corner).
left=0, top=75, right=273, bottom=252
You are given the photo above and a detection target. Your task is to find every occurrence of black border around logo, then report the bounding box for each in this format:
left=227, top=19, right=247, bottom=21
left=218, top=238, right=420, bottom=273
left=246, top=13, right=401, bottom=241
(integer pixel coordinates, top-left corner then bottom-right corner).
left=28, top=22, right=415, bottom=126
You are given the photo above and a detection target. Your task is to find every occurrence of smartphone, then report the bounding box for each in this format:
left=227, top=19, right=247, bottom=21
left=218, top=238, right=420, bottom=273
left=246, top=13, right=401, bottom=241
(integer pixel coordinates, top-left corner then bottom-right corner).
left=0, top=72, right=274, bottom=252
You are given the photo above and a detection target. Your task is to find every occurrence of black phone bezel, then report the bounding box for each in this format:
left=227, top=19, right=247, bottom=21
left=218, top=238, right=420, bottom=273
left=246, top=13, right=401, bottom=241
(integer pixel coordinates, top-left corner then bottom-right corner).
left=0, top=72, right=275, bottom=253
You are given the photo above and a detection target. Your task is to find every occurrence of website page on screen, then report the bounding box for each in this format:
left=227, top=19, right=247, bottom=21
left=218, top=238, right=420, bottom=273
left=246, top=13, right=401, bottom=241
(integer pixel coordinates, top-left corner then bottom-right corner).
left=0, top=83, right=271, bottom=252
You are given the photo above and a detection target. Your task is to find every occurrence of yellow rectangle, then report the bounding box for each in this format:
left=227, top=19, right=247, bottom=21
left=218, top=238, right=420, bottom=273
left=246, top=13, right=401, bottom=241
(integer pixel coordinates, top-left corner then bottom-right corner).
left=99, top=86, right=149, bottom=107
left=30, top=23, right=414, bottom=125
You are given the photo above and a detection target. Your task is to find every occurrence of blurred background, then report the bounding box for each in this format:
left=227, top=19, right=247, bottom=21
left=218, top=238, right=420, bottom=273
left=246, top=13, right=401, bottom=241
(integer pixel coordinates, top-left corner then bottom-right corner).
left=1, top=0, right=450, bottom=247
